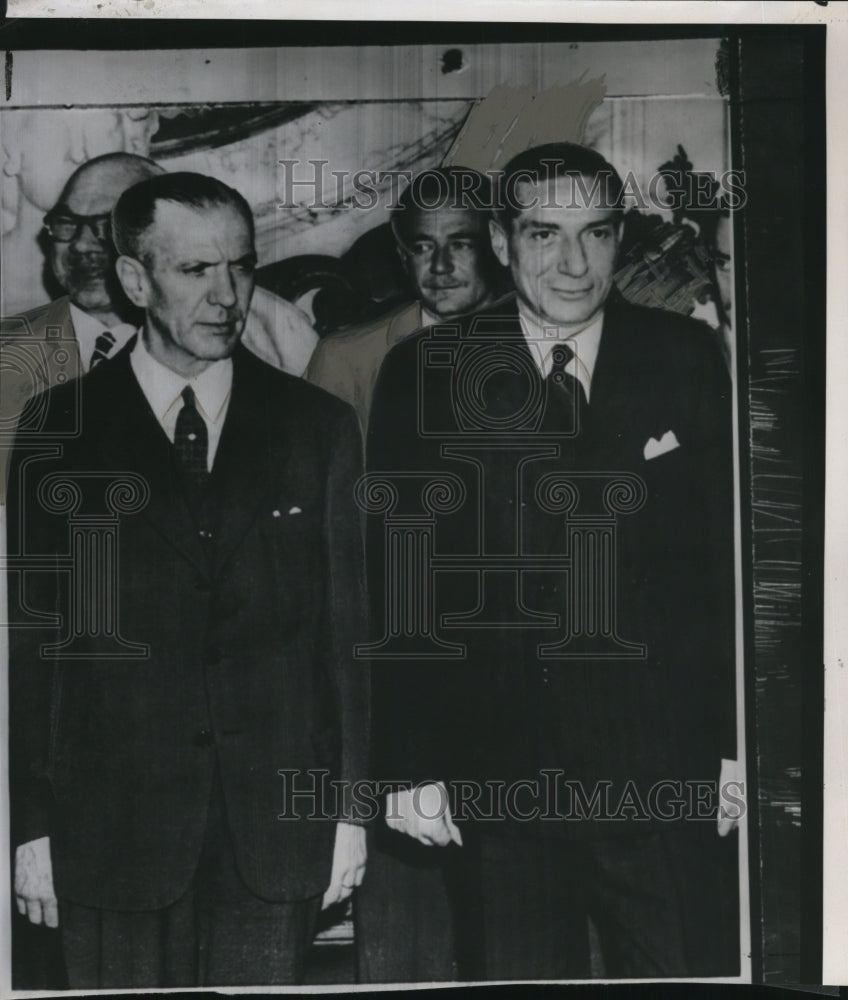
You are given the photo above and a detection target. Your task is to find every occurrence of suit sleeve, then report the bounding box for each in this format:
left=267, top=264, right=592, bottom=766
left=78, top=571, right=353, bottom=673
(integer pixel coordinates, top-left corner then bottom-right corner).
left=319, top=401, right=371, bottom=822
left=6, top=394, right=67, bottom=849
left=366, top=341, right=452, bottom=790
left=690, top=327, right=737, bottom=764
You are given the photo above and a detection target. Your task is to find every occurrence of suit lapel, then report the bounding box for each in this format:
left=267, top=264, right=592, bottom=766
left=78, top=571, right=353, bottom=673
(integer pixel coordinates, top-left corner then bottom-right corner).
left=385, top=302, right=422, bottom=349
left=532, top=293, right=645, bottom=556
left=583, top=292, right=648, bottom=465
left=210, top=346, right=293, bottom=573
left=94, top=345, right=211, bottom=577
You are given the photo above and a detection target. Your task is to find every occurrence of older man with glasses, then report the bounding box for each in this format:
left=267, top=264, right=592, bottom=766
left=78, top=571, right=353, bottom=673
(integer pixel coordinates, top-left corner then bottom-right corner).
left=0, top=152, right=319, bottom=503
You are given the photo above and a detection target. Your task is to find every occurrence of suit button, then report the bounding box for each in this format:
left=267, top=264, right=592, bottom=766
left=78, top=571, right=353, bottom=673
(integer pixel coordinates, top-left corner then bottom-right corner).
left=194, top=727, right=215, bottom=747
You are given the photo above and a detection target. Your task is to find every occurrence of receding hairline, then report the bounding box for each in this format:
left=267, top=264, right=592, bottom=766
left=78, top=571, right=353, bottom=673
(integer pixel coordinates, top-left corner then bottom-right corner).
left=124, top=194, right=255, bottom=265
left=57, top=153, right=164, bottom=206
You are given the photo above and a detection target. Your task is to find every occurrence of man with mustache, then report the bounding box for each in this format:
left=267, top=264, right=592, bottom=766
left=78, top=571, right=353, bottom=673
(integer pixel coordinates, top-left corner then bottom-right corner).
left=0, top=152, right=318, bottom=502
left=305, top=168, right=503, bottom=436
left=8, top=172, right=369, bottom=987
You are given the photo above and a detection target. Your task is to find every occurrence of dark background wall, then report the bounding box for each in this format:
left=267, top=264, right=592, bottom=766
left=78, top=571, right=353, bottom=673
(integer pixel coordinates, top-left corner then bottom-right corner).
left=732, top=27, right=825, bottom=984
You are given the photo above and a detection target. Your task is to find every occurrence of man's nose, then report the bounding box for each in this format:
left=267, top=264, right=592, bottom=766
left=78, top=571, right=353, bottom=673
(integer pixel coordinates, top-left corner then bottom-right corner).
left=557, top=238, right=589, bottom=278
left=429, top=243, right=454, bottom=275
left=209, top=267, right=238, bottom=308
left=69, top=221, right=109, bottom=255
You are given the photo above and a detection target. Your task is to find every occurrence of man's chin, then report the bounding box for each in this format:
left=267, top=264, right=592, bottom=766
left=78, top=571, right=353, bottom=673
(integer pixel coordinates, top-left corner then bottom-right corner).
left=536, top=297, right=603, bottom=329
left=69, top=284, right=112, bottom=312
left=198, top=331, right=243, bottom=358
left=422, top=292, right=478, bottom=320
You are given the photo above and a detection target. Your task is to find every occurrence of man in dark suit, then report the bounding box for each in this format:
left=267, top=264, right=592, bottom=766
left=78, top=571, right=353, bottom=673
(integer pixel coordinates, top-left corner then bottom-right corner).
left=307, top=168, right=503, bottom=984
left=366, top=142, right=740, bottom=979
left=0, top=153, right=318, bottom=500
left=8, top=172, right=369, bottom=988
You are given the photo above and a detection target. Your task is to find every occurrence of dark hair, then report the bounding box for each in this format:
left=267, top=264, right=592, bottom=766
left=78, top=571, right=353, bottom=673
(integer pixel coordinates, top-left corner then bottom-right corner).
left=496, top=142, right=625, bottom=226
left=391, top=167, right=494, bottom=243
left=112, top=172, right=255, bottom=262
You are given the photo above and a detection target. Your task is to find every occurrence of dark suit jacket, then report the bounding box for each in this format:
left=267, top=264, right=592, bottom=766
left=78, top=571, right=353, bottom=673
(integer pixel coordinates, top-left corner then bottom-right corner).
left=0, top=296, right=82, bottom=504
left=7, top=341, right=369, bottom=908
left=366, top=292, right=735, bottom=834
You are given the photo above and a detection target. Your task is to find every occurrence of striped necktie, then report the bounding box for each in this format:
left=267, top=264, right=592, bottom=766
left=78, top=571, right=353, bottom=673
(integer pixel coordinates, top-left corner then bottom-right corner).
left=89, top=330, right=116, bottom=369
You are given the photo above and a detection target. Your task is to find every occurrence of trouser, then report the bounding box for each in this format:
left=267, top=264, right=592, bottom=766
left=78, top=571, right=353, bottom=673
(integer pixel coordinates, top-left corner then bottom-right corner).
left=477, top=825, right=740, bottom=980
left=354, top=824, right=457, bottom=983
left=59, top=769, right=322, bottom=989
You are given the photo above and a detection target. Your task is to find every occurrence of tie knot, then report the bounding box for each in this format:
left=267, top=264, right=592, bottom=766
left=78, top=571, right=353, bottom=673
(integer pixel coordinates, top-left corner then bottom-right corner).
left=181, top=385, right=197, bottom=408
left=549, top=342, right=575, bottom=384
left=89, top=330, right=117, bottom=369
left=94, top=330, right=116, bottom=352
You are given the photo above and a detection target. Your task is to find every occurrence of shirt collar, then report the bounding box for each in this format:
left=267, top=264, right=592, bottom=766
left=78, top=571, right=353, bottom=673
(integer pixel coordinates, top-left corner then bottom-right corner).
left=69, top=302, right=137, bottom=371
left=129, top=332, right=233, bottom=425
left=517, top=304, right=605, bottom=401
left=420, top=306, right=440, bottom=327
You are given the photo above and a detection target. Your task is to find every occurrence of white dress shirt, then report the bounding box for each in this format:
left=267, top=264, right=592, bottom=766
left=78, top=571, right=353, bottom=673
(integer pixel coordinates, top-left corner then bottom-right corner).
left=518, top=305, right=605, bottom=402
left=129, top=334, right=233, bottom=472
left=70, top=303, right=137, bottom=373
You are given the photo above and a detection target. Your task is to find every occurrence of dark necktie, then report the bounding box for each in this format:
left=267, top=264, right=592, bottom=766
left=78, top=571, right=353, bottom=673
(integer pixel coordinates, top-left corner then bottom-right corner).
left=548, top=342, right=588, bottom=434
left=174, top=386, right=209, bottom=487
left=89, top=330, right=116, bottom=368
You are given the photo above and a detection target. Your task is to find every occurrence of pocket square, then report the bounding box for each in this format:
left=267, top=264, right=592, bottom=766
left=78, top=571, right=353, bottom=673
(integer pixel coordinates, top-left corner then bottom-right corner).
left=643, top=430, right=680, bottom=461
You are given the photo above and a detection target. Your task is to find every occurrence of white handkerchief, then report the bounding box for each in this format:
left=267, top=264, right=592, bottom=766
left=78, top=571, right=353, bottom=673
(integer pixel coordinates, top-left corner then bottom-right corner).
left=643, top=430, right=680, bottom=461
left=288, top=506, right=302, bottom=515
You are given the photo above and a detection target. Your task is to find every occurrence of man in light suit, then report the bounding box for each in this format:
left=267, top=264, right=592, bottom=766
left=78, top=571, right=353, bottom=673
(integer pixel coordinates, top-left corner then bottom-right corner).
left=367, top=143, right=740, bottom=979
left=0, top=152, right=318, bottom=501
left=8, top=172, right=369, bottom=988
left=305, top=168, right=503, bottom=435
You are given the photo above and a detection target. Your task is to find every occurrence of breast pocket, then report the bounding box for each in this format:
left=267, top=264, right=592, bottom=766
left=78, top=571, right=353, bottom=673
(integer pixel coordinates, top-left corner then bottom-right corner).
left=265, top=501, right=325, bottom=623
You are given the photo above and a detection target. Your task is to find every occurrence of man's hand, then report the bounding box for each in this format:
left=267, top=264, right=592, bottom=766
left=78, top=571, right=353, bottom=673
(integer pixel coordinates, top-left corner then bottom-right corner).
left=717, top=757, right=745, bottom=837
left=385, top=782, right=463, bottom=848
left=15, top=836, right=58, bottom=928
left=321, top=822, right=367, bottom=910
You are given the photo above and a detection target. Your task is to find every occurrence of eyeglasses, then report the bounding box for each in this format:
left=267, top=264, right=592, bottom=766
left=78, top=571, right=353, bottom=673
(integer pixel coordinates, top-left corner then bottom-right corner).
left=43, top=211, right=112, bottom=244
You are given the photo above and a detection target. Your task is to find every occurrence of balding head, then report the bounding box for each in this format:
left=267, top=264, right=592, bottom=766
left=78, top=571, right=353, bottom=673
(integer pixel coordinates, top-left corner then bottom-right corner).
left=57, top=153, right=164, bottom=216
left=46, top=153, right=164, bottom=320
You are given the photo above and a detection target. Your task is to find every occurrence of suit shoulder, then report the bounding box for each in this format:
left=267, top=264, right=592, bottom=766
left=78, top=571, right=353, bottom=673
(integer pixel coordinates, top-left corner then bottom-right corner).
left=251, top=351, right=359, bottom=425
left=377, top=325, right=430, bottom=388
left=617, top=299, right=724, bottom=363
left=2, top=297, right=71, bottom=334
left=316, top=301, right=419, bottom=356
left=12, top=372, right=81, bottom=441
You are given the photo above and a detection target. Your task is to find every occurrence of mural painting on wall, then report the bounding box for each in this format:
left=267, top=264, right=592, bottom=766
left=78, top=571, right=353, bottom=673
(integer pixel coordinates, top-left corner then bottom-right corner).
left=1, top=84, right=733, bottom=348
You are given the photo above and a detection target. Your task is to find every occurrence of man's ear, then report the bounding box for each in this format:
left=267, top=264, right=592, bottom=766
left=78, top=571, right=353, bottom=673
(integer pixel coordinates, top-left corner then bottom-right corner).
left=115, top=255, right=150, bottom=309
left=489, top=218, right=510, bottom=269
